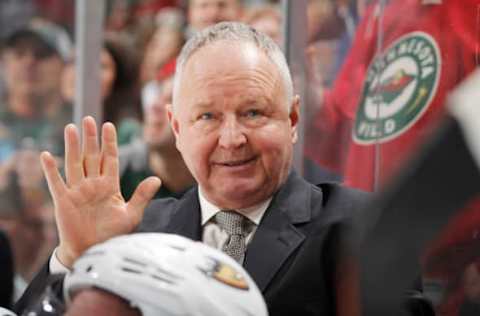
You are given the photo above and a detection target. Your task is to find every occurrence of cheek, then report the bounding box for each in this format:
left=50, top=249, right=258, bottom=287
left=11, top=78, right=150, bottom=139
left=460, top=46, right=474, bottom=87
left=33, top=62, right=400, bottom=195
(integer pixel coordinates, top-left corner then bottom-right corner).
left=179, top=130, right=216, bottom=169
left=101, top=73, right=114, bottom=97
left=5, top=61, right=23, bottom=81
left=256, top=130, right=293, bottom=168
left=41, top=60, right=63, bottom=75
left=4, top=57, right=20, bottom=72
left=103, top=70, right=115, bottom=86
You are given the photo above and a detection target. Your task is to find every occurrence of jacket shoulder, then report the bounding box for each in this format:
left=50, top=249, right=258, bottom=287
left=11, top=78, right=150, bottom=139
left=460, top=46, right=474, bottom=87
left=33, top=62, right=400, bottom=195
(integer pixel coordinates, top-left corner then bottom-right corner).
left=314, top=182, right=371, bottom=221
left=136, top=197, right=180, bottom=232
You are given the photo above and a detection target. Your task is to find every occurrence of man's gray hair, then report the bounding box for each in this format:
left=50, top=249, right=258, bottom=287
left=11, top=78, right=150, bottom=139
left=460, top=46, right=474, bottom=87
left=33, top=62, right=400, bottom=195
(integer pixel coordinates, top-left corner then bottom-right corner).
left=172, top=22, right=293, bottom=110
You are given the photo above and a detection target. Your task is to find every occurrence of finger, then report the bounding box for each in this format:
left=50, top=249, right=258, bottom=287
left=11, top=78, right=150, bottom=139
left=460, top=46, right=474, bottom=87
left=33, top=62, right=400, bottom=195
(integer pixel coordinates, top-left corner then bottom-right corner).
left=64, top=124, right=84, bottom=186
left=82, top=116, right=101, bottom=177
left=100, top=122, right=119, bottom=179
left=126, top=177, right=161, bottom=225
left=40, top=151, right=68, bottom=202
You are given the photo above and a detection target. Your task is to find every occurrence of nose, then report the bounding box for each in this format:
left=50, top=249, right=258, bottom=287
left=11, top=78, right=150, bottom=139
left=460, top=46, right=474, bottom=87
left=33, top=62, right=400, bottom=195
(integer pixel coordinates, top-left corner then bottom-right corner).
left=20, top=51, right=37, bottom=66
left=218, top=118, right=247, bottom=149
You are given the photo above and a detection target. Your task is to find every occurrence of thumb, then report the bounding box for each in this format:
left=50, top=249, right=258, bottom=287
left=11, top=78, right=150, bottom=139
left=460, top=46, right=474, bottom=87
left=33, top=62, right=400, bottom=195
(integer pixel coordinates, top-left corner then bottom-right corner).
left=126, top=176, right=162, bottom=224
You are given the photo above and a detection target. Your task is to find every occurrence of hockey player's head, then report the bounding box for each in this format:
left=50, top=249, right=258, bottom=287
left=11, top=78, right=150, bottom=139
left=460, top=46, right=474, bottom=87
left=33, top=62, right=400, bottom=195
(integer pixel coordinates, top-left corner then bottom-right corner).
left=63, top=233, right=268, bottom=316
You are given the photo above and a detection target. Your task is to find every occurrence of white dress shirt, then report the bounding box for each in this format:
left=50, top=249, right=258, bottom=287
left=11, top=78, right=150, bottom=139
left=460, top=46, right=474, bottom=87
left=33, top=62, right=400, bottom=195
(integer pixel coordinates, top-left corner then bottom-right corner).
left=50, top=188, right=272, bottom=273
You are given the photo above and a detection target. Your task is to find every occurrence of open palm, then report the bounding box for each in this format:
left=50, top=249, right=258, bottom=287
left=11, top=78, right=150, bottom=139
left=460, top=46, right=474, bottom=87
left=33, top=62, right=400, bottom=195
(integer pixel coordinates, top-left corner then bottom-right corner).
left=41, top=117, right=160, bottom=267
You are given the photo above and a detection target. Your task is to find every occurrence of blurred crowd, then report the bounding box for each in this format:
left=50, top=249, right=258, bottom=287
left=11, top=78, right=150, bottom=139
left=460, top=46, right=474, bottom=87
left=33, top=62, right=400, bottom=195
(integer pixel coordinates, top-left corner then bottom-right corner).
left=0, top=0, right=479, bottom=315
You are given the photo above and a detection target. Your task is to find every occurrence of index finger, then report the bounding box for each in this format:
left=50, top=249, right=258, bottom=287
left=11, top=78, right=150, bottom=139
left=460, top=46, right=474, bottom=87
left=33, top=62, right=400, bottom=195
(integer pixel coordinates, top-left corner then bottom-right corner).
left=40, top=151, right=68, bottom=201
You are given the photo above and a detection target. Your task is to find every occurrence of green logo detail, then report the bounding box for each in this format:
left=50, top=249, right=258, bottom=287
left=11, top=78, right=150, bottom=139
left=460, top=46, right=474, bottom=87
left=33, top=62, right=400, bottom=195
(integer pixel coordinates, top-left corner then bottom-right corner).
left=353, top=32, right=441, bottom=144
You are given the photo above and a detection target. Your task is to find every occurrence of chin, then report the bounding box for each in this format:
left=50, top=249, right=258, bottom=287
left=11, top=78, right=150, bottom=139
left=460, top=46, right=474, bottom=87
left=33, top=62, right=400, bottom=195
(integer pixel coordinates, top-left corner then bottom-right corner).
left=215, top=181, right=268, bottom=208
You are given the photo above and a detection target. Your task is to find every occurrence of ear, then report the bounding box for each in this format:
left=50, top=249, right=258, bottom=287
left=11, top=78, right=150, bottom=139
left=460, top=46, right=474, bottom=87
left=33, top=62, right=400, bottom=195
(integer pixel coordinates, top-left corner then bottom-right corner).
left=289, top=95, right=300, bottom=144
left=166, top=103, right=181, bottom=149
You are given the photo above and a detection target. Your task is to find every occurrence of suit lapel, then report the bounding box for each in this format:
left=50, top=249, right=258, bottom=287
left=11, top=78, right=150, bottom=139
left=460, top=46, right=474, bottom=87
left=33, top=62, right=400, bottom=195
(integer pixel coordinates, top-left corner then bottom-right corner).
left=164, top=188, right=203, bottom=241
left=244, top=172, right=316, bottom=292
left=244, top=204, right=305, bottom=292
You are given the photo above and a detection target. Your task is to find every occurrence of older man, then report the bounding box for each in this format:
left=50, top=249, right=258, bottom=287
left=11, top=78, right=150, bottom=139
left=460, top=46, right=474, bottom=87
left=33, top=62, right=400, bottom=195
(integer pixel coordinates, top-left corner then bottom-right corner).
left=16, top=22, right=367, bottom=315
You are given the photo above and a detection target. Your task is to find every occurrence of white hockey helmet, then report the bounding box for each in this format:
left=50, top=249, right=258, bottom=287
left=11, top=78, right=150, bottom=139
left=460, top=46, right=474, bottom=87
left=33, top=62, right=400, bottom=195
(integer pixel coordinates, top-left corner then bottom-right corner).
left=63, top=233, right=268, bottom=316
left=0, top=307, right=16, bottom=316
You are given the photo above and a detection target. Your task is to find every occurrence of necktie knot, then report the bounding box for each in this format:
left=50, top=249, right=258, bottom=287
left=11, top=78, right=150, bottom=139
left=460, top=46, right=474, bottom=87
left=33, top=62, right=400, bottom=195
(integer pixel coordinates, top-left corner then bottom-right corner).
left=215, top=210, right=251, bottom=236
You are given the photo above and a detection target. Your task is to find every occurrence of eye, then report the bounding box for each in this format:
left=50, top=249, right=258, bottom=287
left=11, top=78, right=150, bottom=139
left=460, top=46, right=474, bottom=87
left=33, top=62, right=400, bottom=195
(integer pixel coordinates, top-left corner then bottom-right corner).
left=245, top=109, right=262, bottom=118
left=198, top=112, right=214, bottom=120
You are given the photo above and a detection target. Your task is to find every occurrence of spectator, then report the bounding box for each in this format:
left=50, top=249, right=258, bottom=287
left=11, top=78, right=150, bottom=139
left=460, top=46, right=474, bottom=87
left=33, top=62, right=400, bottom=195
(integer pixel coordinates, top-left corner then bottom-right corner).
left=105, top=0, right=136, bottom=34
left=306, top=0, right=352, bottom=88
left=243, top=4, right=282, bottom=45
left=61, top=34, right=143, bottom=146
left=0, top=194, right=56, bottom=302
left=0, top=19, right=72, bottom=157
left=140, top=8, right=185, bottom=84
left=133, top=0, right=180, bottom=24
left=119, top=73, right=195, bottom=200
left=186, top=0, right=242, bottom=36
left=307, top=0, right=346, bottom=44
left=0, top=178, right=56, bottom=302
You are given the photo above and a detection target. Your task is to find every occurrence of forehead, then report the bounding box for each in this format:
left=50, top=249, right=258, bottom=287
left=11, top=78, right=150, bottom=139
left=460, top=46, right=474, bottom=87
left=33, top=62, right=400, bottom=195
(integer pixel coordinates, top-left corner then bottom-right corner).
left=4, top=35, right=54, bottom=57
left=179, top=41, right=284, bottom=101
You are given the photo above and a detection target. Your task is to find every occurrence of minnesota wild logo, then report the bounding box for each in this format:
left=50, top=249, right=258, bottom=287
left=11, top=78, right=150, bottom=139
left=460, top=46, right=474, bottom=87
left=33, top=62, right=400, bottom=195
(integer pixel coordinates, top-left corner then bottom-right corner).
left=353, top=32, right=441, bottom=144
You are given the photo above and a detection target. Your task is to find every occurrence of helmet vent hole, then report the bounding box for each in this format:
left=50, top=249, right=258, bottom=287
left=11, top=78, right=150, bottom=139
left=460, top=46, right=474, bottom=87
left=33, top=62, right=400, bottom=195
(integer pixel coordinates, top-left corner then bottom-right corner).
left=123, top=257, right=148, bottom=267
left=169, top=245, right=186, bottom=252
left=121, top=267, right=142, bottom=274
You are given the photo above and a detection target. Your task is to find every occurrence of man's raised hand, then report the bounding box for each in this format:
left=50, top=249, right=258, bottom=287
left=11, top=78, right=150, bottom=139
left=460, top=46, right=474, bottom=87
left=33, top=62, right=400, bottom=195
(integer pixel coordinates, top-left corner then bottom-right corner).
left=40, top=117, right=161, bottom=268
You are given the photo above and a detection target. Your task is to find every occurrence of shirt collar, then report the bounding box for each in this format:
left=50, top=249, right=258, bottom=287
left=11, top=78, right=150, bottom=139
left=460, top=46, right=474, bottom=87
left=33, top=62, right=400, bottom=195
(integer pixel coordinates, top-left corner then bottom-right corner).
left=198, top=187, right=272, bottom=226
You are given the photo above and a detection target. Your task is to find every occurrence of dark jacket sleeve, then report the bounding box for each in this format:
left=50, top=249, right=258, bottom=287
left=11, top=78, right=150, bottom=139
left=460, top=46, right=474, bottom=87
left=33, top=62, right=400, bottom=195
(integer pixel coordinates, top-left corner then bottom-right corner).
left=13, top=260, right=60, bottom=314
left=0, top=230, right=13, bottom=309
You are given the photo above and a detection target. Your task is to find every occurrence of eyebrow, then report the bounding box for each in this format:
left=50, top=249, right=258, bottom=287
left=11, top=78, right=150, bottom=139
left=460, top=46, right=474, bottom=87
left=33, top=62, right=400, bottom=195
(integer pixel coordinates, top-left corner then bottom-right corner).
left=189, top=94, right=272, bottom=110
left=191, top=101, right=214, bottom=110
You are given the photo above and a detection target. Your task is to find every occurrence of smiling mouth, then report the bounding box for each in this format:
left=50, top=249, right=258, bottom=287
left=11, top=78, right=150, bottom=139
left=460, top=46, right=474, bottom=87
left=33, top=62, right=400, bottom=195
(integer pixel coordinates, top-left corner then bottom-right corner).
left=215, top=156, right=257, bottom=167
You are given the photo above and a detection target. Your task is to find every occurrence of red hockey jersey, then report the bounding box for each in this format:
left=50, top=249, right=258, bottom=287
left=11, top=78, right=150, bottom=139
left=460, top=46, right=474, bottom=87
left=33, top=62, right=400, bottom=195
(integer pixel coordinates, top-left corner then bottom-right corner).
left=306, top=0, right=480, bottom=191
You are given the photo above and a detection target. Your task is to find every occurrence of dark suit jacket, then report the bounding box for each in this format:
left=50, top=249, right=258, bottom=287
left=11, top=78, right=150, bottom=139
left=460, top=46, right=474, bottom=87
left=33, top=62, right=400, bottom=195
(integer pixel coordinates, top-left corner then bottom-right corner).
left=15, top=172, right=368, bottom=315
